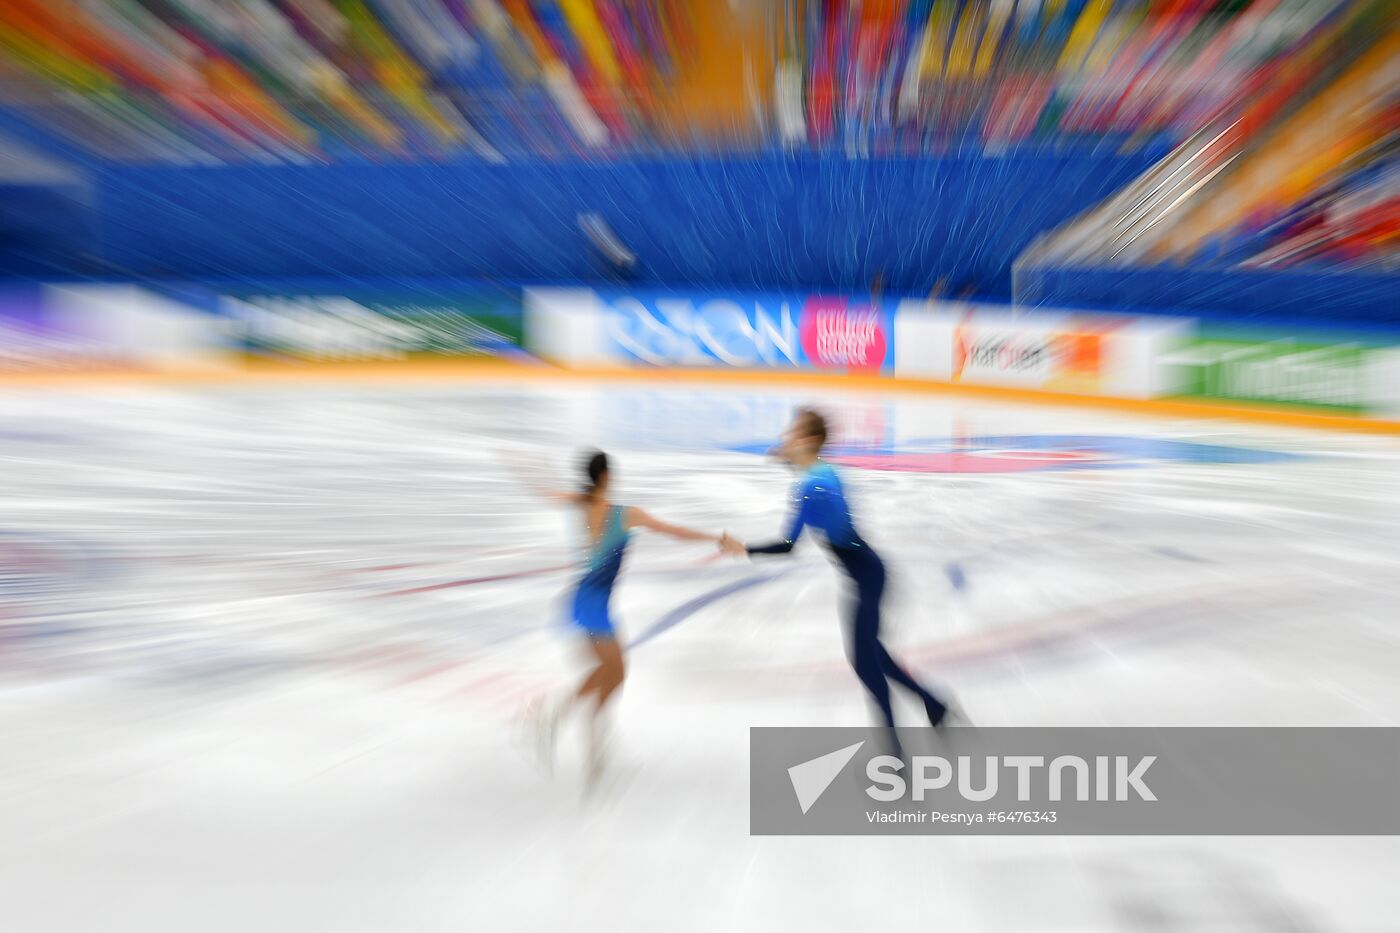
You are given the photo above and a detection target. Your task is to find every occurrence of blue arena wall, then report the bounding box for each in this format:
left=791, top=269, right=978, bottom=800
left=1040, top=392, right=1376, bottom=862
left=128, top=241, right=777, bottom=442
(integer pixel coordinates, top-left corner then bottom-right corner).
left=7, top=142, right=1392, bottom=329
left=89, top=151, right=1162, bottom=301
left=1015, top=264, right=1400, bottom=329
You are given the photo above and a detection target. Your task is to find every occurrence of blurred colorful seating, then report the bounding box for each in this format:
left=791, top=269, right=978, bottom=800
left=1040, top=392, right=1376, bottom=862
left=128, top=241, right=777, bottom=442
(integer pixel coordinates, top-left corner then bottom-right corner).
left=0, top=0, right=1378, bottom=162
left=0, top=1, right=1394, bottom=272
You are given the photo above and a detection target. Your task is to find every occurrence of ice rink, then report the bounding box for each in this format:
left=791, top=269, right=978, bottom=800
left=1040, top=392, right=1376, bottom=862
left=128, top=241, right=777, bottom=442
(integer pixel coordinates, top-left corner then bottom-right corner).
left=1, top=376, right=1398, bottom=932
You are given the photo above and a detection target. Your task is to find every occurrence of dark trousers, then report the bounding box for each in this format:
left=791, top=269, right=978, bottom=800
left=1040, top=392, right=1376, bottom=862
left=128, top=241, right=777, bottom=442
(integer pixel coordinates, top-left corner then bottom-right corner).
left=832, top=544, right=945, bottom=732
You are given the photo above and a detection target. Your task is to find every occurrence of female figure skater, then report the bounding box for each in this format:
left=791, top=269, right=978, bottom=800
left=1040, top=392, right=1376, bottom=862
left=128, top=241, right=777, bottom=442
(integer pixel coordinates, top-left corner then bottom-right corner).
left=722, top=409, right=953, bottom=754
left=534, top=450, right=723, bottom=777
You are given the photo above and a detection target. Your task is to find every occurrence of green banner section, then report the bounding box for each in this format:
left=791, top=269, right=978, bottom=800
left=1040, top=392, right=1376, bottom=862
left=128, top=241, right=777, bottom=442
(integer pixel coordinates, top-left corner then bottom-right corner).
left=224, top=290, right=523, bottom=361
left=1161, top=331, right=1399, bottom=414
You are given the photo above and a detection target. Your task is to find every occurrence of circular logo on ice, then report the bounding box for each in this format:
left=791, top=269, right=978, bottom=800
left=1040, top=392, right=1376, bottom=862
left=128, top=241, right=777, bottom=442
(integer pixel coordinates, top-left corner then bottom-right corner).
left=800, top=299, right=886, bottom=371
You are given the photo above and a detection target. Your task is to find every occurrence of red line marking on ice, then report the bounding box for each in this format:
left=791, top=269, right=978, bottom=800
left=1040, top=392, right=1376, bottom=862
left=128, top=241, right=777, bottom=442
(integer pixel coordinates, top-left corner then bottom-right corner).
left=342, top=645, right=425, bottom=671
left=397, top=657, right=473, bottom=686
left=351, top=562, right=435, bottom=573
left=378, top=563, right=576, bottom=597
left=453, top=671, right=514, bottom=698
left=377, top=554, right=728, bottom=598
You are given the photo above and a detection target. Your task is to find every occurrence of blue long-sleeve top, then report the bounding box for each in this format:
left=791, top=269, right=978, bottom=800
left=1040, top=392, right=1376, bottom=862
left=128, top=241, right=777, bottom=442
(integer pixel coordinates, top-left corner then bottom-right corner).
left=747, top=461, right=867, bottom=555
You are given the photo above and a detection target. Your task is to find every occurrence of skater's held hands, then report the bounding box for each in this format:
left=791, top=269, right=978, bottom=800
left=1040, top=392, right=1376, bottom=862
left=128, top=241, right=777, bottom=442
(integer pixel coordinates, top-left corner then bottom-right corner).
left=719, top=533, right=747, bottom=557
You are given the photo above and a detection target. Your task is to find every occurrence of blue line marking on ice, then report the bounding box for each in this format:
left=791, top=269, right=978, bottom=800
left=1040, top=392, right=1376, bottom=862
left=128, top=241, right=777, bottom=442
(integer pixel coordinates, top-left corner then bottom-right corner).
left=628, top=571, right=786, bottom=649
left=1154, top=546, right=1212, bottom=564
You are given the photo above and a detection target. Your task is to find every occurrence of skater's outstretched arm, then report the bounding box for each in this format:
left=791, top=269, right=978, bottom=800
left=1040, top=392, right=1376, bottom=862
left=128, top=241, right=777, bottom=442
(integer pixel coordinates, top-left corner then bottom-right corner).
left=626, top=507, right=722, bottom=544
left=499, top=450, right=586, bottom=505
left=734, top=484, right=814, bottom=556
left=530, top=485, right=585, bottom=506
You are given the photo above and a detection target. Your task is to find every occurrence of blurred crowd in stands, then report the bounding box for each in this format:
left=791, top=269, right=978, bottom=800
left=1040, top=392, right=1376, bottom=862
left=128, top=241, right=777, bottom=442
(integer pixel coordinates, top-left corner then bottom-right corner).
left=0, top=0, right=1393, bottom=270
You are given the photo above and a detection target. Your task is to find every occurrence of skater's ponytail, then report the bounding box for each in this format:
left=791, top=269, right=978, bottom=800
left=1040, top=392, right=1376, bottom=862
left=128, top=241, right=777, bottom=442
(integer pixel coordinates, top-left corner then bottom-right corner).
left=582, top=450, right=609, bottom=501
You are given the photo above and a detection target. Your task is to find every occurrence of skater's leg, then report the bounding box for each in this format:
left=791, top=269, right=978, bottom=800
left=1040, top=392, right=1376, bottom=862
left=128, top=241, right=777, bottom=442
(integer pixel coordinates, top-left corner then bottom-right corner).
left=570, top=632, right=624, bottom=709
left=534, top=587, right=625, bottom=775
left=569, top=586, right=624, bottom=709
left=846, top=579, right=901, bottom=757
left=573, top=662, right=607, bottom=703
left=585, top=635, right=626, bottom=707
left=875, top=641, right=947, bottom=724
left=846, top=550, right=945, bottom=731
left=536, top=634, right=625, bottom=778
left=580, top=635, right=623, bottom=781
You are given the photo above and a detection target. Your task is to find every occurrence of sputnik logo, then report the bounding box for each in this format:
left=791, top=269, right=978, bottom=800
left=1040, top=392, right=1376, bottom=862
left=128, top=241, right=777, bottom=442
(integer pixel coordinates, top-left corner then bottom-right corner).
left=787, top=741, right=866, bottom=814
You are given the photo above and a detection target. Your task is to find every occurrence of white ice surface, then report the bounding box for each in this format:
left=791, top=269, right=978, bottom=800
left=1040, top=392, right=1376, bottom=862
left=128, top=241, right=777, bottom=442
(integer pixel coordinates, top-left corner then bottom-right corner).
left=0, top=378, right=1397, bottom=932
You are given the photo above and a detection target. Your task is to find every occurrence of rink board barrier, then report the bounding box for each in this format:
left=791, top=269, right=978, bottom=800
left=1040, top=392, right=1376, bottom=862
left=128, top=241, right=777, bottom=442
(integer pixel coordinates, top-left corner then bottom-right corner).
left=0, top=283, right=230, bottom=372
left=218, top=285, right=525, bottom=362
left=890, top=300, right=1187, bottom=399
left=524, top=287, right=1185, bottom=398
left=525, top=287, right=1400, bottom=422
left=527, top=287, right=896, bottom=373
left=2, top=283, right=1397, bottom=426
left=1160, top=324, right=1400, bottom=417
left=0, top=283, right=529, bottom=371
